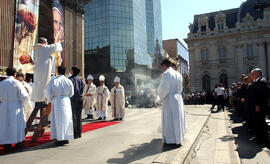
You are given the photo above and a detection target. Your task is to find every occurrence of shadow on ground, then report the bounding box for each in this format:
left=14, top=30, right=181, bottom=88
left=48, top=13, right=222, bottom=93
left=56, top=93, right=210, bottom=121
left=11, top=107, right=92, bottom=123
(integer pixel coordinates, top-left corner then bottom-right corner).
left=107, top=139, right=180, bottom=163
left=227, top=109, right=268, bottom=159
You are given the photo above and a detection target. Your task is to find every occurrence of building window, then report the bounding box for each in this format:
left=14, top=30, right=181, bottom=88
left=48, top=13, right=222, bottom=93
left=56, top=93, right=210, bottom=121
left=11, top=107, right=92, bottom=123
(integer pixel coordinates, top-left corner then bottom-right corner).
left=201, top=25, right=206, bottom=32
left=246, top=45, right=253, bottom=60
left=202, top=75, right=211, bottom=91
left=217, top=21, right=224, bottom=31
left=201, top=48, right=208, bottom=64
left=218, top=48, right=226, bottom=63
left=219, top=73, right=228, bottom=88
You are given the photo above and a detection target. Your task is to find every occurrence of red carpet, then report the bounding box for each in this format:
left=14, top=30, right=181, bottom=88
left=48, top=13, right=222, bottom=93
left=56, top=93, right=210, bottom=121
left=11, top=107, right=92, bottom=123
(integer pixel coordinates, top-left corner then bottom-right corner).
left=0, top=121, right=120, bottom=155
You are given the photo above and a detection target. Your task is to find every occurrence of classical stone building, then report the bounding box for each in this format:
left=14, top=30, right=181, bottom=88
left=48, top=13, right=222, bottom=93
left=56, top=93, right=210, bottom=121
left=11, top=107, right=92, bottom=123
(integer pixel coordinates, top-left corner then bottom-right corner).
left=185, top=0, right=270, bottom=92
left=0, top=0, right=87, bottom=77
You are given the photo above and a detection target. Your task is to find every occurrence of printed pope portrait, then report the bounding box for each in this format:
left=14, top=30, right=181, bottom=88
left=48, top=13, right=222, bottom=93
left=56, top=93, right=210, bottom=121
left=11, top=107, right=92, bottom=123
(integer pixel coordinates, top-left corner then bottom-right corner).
left=13, top=0, right=39, bottom=73
left=52, top=1, right=64, bottom=67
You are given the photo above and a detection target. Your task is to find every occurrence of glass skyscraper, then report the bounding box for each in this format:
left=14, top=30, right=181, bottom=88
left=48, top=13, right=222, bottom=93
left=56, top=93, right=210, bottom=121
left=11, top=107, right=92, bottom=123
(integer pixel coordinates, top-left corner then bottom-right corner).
left=84, top=0, right=162, bottom=73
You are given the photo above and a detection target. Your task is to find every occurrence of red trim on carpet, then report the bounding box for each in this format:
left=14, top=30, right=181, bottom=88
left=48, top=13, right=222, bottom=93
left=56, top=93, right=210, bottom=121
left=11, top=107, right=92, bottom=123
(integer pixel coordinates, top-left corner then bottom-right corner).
left=0, top=121, right=121, bottom=155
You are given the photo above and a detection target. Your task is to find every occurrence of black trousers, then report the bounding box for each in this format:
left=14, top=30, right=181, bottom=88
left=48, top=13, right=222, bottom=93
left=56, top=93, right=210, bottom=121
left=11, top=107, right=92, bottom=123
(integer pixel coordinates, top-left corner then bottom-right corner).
left=217, top=95, right=224, bottom=111
left=71, top=97, right=83, bottom=138
left=253, top=110, right=269, bottom=142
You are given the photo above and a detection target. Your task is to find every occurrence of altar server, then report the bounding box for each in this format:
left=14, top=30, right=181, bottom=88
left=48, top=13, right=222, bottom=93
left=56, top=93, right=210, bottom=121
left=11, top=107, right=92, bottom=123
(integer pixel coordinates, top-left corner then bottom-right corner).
left=0, top=67, right=29, bottom=149
left=44, top=66, right=74, bottom=145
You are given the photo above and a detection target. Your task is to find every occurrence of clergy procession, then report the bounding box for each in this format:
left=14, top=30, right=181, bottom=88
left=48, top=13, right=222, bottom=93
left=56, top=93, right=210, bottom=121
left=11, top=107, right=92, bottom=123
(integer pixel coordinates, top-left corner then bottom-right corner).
left=0, top=37, right=187, bottom=151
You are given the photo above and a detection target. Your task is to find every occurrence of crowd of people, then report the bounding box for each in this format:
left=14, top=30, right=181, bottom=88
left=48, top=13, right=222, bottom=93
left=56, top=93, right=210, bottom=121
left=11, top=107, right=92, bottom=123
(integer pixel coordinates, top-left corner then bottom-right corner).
left=0, top=66, right=126, bottom=149
left=209, top=68, right=270, bottom=145
left=230, top=69, right=270, bottom=145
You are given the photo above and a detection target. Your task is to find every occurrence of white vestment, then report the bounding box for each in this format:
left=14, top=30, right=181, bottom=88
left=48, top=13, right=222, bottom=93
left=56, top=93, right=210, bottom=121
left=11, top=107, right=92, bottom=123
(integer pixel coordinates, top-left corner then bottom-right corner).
left=21, top=81, right=33, bottom=121
left=0, top=76, right=29, bottom=144
left=95, top=85, right=110, bottom=118
left=110, top=85, right=125, bottom=119
left=83, top=83, right=96, bottom=115
left=32, top=42, right=63, bottom=102
left=44, top=75, right=74, bottom=141
left=158, top=67, right=186, bottom=144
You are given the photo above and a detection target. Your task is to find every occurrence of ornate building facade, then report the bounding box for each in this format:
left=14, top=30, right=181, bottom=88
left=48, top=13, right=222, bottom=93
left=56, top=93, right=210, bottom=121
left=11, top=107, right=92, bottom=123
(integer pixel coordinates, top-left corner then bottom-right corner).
left=185, top=0, right=270, bottom=92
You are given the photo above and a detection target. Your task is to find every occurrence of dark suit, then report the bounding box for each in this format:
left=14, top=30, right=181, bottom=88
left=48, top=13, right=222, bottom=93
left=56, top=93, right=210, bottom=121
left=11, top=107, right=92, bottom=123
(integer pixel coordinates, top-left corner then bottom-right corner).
left=69, top=75, right=84, bottom=139
left=250, top=77, right=269, bottom=143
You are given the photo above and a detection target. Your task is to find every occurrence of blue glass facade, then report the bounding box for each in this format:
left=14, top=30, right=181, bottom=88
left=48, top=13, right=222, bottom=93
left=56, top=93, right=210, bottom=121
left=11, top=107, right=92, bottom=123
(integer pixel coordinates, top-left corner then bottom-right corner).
left=146, top=0, right=163, bottom=57
left=84, top=0, right=162, bottom=72
left=177, top=40, right=189, bottom=64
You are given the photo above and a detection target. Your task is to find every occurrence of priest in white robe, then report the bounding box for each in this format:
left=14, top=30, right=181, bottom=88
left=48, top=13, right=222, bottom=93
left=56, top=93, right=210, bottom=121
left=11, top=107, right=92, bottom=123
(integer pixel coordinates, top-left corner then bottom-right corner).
left=83, top=74, right=96, bottom=120
left=32, top=37, right=63, bottom=103
left=44, top=66, right=74, bottom=145
left=158, top=59, right=186, bottom=145
left=0, top=67, right=29, bottom=150
left=16, top=71, right=33, bottom=121
left=95, top=75, right=110, bottom=120
left=110, top=76, right=125, bottom=121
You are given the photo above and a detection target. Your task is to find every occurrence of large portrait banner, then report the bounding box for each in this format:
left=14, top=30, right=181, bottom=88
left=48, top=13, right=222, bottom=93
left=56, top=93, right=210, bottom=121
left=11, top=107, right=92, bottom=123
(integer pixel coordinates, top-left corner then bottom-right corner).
left=52, top=0, right=65, bottom=74
left=13, top=0, right=40, bottom=73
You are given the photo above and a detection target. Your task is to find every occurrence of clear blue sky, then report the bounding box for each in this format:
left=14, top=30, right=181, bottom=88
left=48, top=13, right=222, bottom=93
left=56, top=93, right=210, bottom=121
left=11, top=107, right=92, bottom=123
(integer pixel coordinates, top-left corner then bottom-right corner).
left=161, top=0, right=245, bottom=47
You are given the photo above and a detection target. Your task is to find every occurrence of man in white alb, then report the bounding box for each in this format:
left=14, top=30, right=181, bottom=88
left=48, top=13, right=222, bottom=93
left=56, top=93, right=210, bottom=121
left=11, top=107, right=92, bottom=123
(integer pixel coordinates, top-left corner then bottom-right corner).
left=110, top=76, right=125, bottom=121
left=83, top=74, right=96, bottom=120
left=95, top=75, right=110, bottom=120
left=44, top=66, right=74, bottom=145
left=158, top=59, right=186, bottom=145
left=0, top=67, right=29, bottom=150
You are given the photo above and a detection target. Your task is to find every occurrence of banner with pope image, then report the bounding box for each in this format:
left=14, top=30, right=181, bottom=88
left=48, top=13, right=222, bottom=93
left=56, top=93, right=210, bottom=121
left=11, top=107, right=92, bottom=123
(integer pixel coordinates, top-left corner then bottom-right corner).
left=52, top=0, right=65, bottom=74
left=13, top=0, right=39, bottom=73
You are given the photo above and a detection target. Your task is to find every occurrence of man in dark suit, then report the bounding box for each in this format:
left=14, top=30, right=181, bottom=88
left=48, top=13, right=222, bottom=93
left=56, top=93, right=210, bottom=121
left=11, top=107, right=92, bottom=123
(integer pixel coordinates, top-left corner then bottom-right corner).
left=250, top=68, right=269, bottom=144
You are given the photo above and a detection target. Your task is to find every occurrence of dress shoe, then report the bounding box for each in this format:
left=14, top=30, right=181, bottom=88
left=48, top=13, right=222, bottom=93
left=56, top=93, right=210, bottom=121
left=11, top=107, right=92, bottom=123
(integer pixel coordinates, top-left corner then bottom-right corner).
left=3, top=144, right=12, bottom=150
left=113, top=118, right=118, bottom=121
left=97, top=117, right=102, bottom=120
left=103, top=117, right=106, bottom=120
left=15, top=142, right=24, bottom=149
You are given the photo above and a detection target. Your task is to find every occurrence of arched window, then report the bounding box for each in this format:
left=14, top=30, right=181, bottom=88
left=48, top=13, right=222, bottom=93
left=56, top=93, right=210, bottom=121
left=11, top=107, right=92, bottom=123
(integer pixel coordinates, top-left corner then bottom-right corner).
left=218, top=48, right=226, bottom=63
left=201, top=48, right=208, bottom=64
left=219, top=73, right=228, bottom=88
left=202, top=75, right=211, bottom=91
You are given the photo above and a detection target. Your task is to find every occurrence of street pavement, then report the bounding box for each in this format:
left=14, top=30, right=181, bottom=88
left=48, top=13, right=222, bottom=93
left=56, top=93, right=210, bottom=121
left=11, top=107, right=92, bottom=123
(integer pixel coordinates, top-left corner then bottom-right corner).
left=1, top=105, right=267, bottom=164
left=0, top=105, right=211, bottom=164
left=227, top=109, right=270, bottom=164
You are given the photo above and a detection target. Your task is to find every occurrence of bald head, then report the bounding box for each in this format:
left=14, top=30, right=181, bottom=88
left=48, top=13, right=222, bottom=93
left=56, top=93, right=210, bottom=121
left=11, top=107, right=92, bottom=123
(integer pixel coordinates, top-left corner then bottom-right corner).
left=251, top=68, right=263, bottom=81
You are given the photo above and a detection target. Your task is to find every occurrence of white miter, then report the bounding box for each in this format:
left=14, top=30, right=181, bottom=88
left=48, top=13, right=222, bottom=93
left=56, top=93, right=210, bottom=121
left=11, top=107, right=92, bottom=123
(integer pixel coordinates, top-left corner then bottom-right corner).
left=87, top=74, right=94, bottom=80
left=99, top=75, right=105, bottom=81
left=114, top=76, right=120, bottom=83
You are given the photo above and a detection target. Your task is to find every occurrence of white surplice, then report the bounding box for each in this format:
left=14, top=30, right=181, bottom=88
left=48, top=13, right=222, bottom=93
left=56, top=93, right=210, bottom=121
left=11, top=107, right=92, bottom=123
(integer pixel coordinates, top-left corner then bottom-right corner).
left=21, top=81, right=33, bottom=121
left=0, top=76, right=29, bottom=144
left=44, top=75, right=74, bottom=141
left=95, top=85, right=110, bottom=118
left=158, top=67, right=186, bottom=145
left=110, top=85, right=125, bottom=119
left=83, top=83, right=97, bottom=115
left=32, top=42, right=63, bottom=102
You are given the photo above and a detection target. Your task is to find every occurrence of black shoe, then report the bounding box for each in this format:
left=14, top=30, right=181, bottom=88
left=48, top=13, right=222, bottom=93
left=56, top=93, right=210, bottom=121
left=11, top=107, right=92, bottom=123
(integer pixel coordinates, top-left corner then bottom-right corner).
left=97, top=117, right=102, bottom=120
left=3, top=144, right=12, bottom=150
left=103, top=117, right=106, bottom=120
left=62, top=140, right=69, bottom=144
left=119, top=118, right=123, bottom=121
left=54, top=141, right=64, bottom=146
left=85, top=115, right=91, bottom=119
left=113, top=118, right=118, bottom=121
left=15, top=142, right=24, bottom=149
left=89, top=115, right=93, bottom=119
